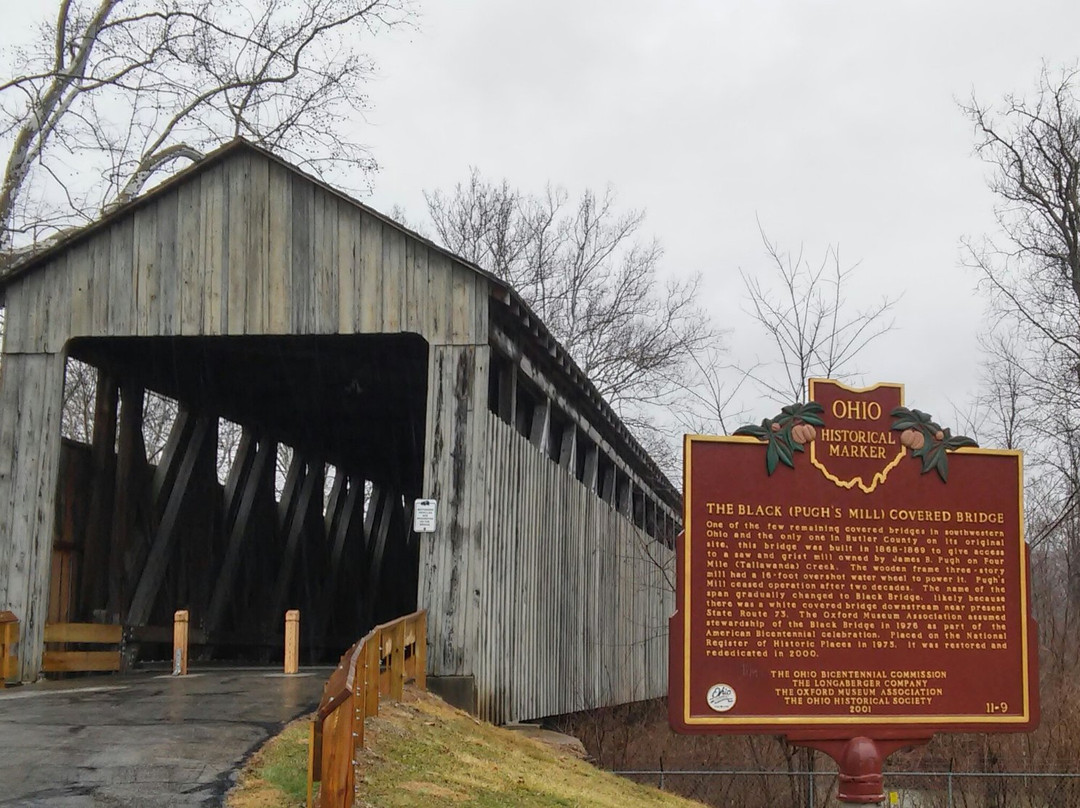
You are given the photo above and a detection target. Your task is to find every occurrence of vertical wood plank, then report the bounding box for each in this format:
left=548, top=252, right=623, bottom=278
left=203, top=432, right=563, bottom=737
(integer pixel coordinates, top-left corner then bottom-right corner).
left=226, top=151, right=252, bottom=335
left=312, top=190, right=338, bottom=333
left=177, top=173, right=204, bottom=335
left=132, top=204, right=158, bottom=336
left=449, top=263, right=471, bottom=344
left=337, top=201, right=359, bottom=334
left=0, top=282, right=28, bottom=354
left=104, top=220, right=133, bottom=338
left=156, top=190, right=180, bottom=336
left=462, top=346, right=488, bottom=700
left=200, top=162, right=227, bottom=335
left=357, top=213, right=382, bottom=333
left=22, top=273, right=43, bottom=354
left=290, top=173, right=315, bottom=333
left=267, top=162, right=293, bottom=334
left=426, top=252, right=452, bottom=345
left=82, top=233, right=105, bottom=337
left=40, top=254, right=70, bottom=354
left=473, top=280, right=488, bottom=354
left=65, top=239, right=95, bottom=341
left=404, top=241, right=427, bottom=336
left=477, top=418, right=494, bottom=720
left=418, top=349, right=447, bottom=676
left=380, top=226, right=405, bottom=333
left=245, top=155, right=270, bottom=335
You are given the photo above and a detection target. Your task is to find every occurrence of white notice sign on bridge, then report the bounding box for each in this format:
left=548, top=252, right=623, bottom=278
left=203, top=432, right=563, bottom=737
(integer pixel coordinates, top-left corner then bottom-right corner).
left=413, top=499, right=437, bottom=533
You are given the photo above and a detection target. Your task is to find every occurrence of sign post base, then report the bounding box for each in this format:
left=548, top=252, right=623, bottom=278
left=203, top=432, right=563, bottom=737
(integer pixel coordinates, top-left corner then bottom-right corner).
left=788, top=735, right=931, bottom=805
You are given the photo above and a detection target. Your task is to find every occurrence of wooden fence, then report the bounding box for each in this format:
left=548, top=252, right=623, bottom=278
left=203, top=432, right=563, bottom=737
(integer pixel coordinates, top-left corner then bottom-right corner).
left=307, top=610, right=427, bottom=808
left=42, top=622, right=125, bottom=674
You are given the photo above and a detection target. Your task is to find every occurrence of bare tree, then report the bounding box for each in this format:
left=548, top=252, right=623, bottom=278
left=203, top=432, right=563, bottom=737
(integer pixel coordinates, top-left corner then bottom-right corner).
left=664, top=341, right=754, bottom=437
left=963, top=65, right=1080, bottom=548
left=672, top=227, right=897, bottom=441
left=425, top=169, right=718, bottom=427
left=958, top=66, right=1080, bottom=781
left=0, top=0, right=409, bottom=257
left=742, top=226, right=897, bottom=403
left=963, top=65, right=1080, bottom=361
left=60, top=357, right=98, bottom=443
left=962, top=64, right=1080, bottom=501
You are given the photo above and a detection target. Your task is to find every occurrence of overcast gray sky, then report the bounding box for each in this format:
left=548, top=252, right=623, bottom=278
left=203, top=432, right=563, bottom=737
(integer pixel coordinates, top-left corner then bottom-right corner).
left=357, top=0, right=1080, bottom=429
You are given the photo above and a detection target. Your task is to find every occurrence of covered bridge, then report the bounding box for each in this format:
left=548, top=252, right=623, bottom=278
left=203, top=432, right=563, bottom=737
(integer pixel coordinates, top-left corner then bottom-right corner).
left=0, top=140, right=678, bottom=723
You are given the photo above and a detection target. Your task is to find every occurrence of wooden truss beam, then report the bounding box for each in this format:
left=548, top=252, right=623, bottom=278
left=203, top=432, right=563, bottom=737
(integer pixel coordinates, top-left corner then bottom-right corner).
left=267, top=457, right=320, bottom=629
left=318, top=474, right=361, bottom=644
left=204, top=433, right=275, bottom=637
left=363, top=483, right=396, bottom=625
left=127, top=411, right=211, bottom=626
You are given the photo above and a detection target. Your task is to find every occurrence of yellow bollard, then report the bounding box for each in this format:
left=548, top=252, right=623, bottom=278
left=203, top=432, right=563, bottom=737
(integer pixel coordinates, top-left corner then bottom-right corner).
left=0, top=611, right=18, bottom=687
left=172, top=610, right=189, bottom=676
left=285, top=610, right=300, bottom=674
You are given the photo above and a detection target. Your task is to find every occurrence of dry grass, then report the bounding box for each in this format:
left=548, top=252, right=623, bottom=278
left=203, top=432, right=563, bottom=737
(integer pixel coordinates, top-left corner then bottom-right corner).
left=353, top=687, right=708, bottom=808
left=229, top=687, right=708, bottom=808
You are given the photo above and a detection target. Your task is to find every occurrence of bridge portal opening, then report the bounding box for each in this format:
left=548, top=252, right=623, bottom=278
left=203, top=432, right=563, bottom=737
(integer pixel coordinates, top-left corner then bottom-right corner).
left=49, top=332, right=428, bottom=668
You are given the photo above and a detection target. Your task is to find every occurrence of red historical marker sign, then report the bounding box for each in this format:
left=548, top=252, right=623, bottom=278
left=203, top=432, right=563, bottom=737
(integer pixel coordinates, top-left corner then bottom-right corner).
left=670, top=380, right=1039, bottom=802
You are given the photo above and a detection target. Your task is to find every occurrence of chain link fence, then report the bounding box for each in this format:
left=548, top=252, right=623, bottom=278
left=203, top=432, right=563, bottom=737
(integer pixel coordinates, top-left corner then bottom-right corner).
left=613, top=769, right=1080, bottom=807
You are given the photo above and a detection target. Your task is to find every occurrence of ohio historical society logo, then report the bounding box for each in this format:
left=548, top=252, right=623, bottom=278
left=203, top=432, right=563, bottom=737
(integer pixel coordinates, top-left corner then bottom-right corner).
left=706, top=683, right=736, bottom=712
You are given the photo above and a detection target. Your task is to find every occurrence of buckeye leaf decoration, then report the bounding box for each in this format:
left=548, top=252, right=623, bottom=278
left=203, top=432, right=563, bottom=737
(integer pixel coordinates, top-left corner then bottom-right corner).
left=891, top=406, right=978, bottom=482
left=734, top=401, right=825, bottom=476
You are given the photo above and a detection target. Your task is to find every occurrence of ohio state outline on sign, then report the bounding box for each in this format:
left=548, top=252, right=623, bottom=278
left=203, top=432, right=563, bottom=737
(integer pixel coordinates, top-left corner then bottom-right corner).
left=809, top=380, right=907, bottom=494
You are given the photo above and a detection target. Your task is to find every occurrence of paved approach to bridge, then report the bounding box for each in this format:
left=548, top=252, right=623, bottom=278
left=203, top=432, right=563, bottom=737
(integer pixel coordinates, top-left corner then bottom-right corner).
left=0, top=669, right=326, bottom=807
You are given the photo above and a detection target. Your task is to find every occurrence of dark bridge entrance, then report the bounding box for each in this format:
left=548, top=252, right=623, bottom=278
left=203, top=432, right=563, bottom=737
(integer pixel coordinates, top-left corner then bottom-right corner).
left=51, top=333, right=428, bottom=667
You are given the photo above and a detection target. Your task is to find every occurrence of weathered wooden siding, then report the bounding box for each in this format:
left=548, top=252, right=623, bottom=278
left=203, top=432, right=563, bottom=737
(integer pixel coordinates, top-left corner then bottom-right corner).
left=476, top=412, right=673, bottom=724
left=2, top=150, right=488, bottom=355
left=0, top=353, right=67, bottom=680
left=418, top=345, right=489, bottom=681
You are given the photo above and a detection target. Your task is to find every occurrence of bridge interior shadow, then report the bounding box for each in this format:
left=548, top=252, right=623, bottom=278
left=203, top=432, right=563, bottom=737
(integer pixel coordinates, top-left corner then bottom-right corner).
left=49, top=332, right=428, bottom=669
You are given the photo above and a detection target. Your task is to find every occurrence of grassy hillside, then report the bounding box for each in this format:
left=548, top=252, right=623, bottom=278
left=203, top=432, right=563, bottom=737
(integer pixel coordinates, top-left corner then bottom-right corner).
left=228, top=687, right=708, bottom=808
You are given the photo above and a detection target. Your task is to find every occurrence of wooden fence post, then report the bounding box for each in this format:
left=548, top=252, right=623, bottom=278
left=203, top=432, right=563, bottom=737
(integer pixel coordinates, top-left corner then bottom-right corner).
left=285, top=610, right=300, bottom=674
left=366, top=629, right=381, bottom=717
left=415, top=611, right=427, bottom=690
left=0, top=612, right=18, bottom=686
left=306, top=720, right=318, bottom=808
left=352, top=643, right=366, bottom=753
left=390, top=621, right=405, bottom=700
left=172, top=610, right=189, bottom=676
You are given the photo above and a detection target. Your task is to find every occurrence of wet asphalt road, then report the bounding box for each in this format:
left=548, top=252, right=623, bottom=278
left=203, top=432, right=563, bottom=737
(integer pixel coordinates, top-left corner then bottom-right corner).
left=0, top=668, right=329, bottom=807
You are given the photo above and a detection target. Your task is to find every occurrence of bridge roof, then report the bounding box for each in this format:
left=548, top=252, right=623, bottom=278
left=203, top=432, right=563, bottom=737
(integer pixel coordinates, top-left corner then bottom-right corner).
left=0, top=139, right=680, bottom=508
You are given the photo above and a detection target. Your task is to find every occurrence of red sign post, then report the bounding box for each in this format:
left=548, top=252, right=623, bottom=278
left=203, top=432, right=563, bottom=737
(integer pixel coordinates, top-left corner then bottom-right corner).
left=670, top=380, right=1039, bottom=803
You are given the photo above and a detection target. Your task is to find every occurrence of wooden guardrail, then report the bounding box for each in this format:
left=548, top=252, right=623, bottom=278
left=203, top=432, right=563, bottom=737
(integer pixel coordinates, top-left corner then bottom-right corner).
left=307, top=610, right=427, bottom=808
left=0, top=611, right=18, bottom=686
left=43, top=622, right=124, bottom=674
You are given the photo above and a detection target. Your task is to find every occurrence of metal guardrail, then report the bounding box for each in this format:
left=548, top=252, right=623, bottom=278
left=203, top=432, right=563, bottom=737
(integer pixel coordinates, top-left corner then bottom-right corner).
left=306, top=610, right=427, bottom=808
